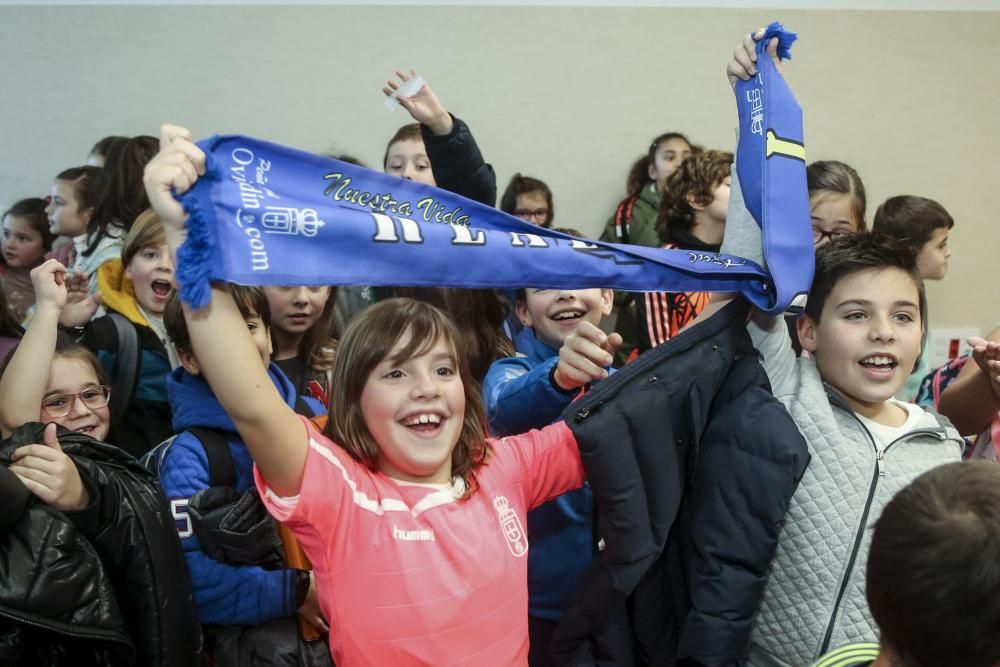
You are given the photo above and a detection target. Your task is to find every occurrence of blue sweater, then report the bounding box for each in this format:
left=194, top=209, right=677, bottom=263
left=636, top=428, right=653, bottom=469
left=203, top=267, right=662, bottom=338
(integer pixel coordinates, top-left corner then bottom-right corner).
left=483, top=333, right=599, bottom=621
left=158, top=363, right=323, bottom=625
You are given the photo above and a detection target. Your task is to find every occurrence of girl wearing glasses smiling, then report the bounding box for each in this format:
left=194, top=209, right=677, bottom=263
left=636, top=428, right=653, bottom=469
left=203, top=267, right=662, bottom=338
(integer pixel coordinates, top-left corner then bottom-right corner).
left=0, top=259, right=112, bottom=511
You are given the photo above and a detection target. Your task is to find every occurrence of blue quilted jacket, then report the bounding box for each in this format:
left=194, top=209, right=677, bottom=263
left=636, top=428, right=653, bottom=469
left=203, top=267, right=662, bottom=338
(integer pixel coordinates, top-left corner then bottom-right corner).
left=483, top=332, right=602, bottom=621
left=158, top=364, right=323, bottom=625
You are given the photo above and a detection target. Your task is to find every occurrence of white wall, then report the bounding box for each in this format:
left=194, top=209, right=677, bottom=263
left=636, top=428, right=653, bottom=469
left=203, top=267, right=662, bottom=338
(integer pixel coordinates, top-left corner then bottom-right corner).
left=2, top=4, right=997, bottom=333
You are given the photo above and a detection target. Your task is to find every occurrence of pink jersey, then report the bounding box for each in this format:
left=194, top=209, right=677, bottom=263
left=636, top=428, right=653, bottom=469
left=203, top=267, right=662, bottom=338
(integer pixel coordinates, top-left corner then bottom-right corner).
left=255, top=416, right=585, bottom=666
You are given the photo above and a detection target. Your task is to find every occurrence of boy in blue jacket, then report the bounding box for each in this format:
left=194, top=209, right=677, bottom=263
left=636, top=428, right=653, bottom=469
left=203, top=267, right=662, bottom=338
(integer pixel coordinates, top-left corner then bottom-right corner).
left=483, top=286, right=618, bottom=666
left=156, top=286, right=327, bottom=651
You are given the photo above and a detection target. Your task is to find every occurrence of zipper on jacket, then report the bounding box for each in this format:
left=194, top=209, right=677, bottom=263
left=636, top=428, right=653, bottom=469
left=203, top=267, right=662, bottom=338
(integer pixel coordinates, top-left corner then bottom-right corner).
left=818, top=412, right=952, bottom=653
left=0, top=606, right=133, bottom=645
left=819, top=409, right=885, bottom=654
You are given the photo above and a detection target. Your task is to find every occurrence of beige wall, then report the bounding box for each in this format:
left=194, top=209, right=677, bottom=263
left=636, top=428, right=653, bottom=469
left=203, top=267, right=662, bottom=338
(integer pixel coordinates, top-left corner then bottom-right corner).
left=1, top=5, right=997, bottom=333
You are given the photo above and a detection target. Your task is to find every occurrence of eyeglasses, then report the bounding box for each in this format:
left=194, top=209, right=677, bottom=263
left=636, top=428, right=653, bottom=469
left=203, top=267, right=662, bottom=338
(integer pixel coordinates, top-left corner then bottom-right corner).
left=812, top=228, right=853, bottom=244
left=513, top=208, right=549, bottom=221
left=41, top=385, right=111, bottom=418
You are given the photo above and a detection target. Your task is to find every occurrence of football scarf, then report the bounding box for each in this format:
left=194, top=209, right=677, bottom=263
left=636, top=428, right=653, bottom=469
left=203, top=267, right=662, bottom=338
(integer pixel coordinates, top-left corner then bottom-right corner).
left=175, top=23, right=810, bottom=315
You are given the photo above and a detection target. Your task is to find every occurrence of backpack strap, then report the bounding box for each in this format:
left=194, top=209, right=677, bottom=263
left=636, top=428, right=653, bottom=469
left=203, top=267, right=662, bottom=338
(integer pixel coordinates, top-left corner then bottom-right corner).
left=187, top=427, right=237, bottom=489
left=108, top=312, right=140, bottom=424
left=612, top=193, right=638, bottom=245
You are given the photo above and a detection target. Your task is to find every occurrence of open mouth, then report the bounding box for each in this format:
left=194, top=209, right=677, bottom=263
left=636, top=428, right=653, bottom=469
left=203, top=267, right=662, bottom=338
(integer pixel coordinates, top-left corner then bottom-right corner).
left=549, top=309, right=585, bottom=322
left=859, top=354, right=898, bottom=373
left=400, top=412, right=445, bottom=435
left=75, top=425, right=97, bottom=435
left=151, top=280, right=173, bottom=298
left=288, top=313, right=311, bottom=325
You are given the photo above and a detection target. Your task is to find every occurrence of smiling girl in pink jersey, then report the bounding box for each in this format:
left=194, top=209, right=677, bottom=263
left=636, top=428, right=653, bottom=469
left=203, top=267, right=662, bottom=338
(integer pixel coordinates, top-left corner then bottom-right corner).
left=144, top=124, right=622, bottom=666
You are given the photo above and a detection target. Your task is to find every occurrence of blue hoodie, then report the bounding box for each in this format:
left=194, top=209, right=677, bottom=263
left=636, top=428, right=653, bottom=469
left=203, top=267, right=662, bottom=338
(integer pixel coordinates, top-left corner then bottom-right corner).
left=483, top=332, right=599, bottom=621
left=158, top=363, right=323, bottom=625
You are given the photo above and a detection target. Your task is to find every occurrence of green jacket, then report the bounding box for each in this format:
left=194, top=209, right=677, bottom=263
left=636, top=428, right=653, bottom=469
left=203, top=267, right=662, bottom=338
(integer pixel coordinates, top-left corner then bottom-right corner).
left=599, top=183, right=661, bottom=248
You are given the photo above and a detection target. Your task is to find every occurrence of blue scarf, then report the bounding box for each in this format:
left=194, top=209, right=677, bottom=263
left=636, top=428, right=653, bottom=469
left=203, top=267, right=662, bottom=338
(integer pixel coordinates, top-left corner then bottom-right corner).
left=734, top=21, right=814, bottom=312
left=177, top=23, right=810, bottom=315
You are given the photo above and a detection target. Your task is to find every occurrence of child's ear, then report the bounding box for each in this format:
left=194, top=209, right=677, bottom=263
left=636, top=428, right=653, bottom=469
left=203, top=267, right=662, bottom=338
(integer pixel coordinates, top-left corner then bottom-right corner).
left=515, top=300, right=533, bottom=329
left=686, top=191, right=709, bottom=212
left=81, top=208, right=94, bottom=225
left=647, top=161, right=658, bottom=183
left=266, top=326, right=274, bottom=361
left=123, top=261, right=134, bottom=283
left=177, top=348, right=201, bottom=375
left=796, top=315, right=819, bottom=354
left=600, top=289, right=614, bottom=317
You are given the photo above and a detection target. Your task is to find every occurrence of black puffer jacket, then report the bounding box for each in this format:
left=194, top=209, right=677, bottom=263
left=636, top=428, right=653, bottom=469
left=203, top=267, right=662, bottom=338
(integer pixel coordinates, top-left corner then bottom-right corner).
left=0, top=424, right=202, bottom=666
left=422, top=113, right=497, bottom=207
left=552, top=300, right=810, bottom=666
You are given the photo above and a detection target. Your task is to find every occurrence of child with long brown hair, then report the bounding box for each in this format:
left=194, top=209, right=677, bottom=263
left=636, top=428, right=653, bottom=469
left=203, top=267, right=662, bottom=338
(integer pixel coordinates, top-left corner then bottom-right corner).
left=144, top=123, right=623, bottom=665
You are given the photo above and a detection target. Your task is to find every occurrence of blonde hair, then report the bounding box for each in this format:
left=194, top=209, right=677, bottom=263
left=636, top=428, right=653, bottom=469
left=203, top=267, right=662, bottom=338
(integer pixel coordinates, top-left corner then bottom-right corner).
left=325, top=298, right=490, bottom=496
left=121, top=208, right=166, bottom=268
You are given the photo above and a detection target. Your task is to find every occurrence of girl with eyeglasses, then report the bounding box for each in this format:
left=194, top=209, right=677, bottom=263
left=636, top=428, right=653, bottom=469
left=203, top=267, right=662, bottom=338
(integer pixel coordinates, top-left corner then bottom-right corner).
left=0, top=257, right=204, bottom=665
left=0, top=260, right=113, bottom=509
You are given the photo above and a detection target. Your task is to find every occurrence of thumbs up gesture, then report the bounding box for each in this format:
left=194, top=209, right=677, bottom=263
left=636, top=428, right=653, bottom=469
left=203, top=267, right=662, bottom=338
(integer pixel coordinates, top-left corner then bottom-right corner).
left=9, top=423, right=90, bottom=511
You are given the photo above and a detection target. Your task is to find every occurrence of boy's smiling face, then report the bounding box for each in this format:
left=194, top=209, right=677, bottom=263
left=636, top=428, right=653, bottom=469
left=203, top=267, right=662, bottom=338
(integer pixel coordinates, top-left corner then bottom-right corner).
left=798, top=267, right=923, bottom=422
left=516, top=288, right=613, bottom=351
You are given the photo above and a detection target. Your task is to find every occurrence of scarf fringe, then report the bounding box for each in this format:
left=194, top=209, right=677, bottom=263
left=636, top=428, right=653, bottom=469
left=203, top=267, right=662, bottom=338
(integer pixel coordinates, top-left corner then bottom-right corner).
left=762, top=21, right=797, bottom=60
left=177, top=149, right=222, bottom=309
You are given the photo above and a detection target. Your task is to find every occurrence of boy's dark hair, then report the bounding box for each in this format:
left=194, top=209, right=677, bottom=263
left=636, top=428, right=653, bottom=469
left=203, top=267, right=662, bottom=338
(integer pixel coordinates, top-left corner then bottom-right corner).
left=656, top=149, right=733, bottom=246
left=84, top=135, right=159, bottom=257
left=866, top=461, right=1000, bottom=667
left=872, top=195, right=954, bottom=251
left=807, top=160, right=868, bottom=231
left=805, top=234, right=927, bottom=331
left=3, top=197, right=55, bottom=252
left=164, top=285, right=271, bottom=354
left=55, top=165, right=103, bottom=213
left=499, top=174, right=554, bottom=228
left=382, top=123, right=423, bottom=168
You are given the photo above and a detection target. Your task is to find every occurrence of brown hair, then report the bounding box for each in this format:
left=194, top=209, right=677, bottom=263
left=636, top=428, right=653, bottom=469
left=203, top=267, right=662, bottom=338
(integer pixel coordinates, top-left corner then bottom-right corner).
left=85, top=135, right=159, bottom=257
left=120, top=208, right=166, bottom=268
left=55, top=165, right=103, bottom=214
left=807, top=160, right=868, bottom=232
left=387, top=287, right=513, bottom=383
left=872, top=195, right=954, bottom=250
left=3, top=197, right=55, bottom=252
left=325, top=298, right=490, bottom=495
left=656, top=149, right=733, bottom=246
left=88, top=135, right=128, bottom=164
left=867, top=462, right=1000, bottom=667
left=382, top=123, right=423, bottom=168
left=164, top=285, right=271, bottom=355
left=55, top=331, right=109, bottom=385
left=499, top=174, right=554, bottom=228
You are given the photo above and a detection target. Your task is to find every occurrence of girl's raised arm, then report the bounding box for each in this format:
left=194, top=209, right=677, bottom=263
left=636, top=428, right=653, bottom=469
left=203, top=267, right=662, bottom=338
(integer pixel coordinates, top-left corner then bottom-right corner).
left=0, top=260, right=66, bottom=437
left=144, top=125, right=307, bottom=496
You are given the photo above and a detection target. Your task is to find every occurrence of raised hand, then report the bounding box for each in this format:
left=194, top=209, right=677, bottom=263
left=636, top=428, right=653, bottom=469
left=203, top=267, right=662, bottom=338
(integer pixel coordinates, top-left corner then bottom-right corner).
left=59, top=270, right=102, bottom=327
left=383, top=70, right=453, bottom=136
left=553, top=321, right=623, bottom=391
left=10, top=422, right=89, bottom=512
left=143, top=124, right=206, bottom=243
left=727, top=27, right=781, bottom=89
left=30, top=259, right=69, bottom=313
left=969, top=336, right=1000, bottom=400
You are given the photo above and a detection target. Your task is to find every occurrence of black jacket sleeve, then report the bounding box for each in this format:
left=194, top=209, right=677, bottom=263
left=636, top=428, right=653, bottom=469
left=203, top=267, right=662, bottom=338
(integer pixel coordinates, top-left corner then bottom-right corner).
left=422, top=114, right=497, bottom=207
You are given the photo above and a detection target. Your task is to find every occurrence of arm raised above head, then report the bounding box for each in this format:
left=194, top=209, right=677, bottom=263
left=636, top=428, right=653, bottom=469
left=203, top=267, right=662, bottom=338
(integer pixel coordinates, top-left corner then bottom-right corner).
left=0, top=260, right=67, bottom=437
left=144, top=124, right=307, bottom=496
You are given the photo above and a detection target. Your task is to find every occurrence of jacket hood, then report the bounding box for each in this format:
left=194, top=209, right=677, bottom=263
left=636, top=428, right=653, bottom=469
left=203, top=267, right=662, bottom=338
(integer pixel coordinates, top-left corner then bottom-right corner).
left=169, top=362, right=300, bottom=433
left=96, top=259, right=148, bottom=327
